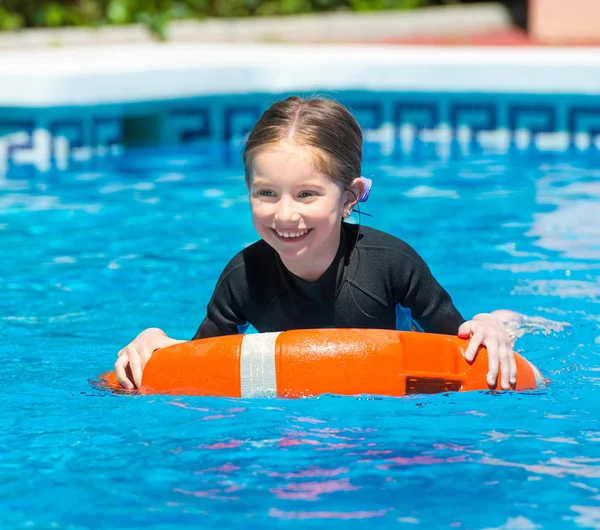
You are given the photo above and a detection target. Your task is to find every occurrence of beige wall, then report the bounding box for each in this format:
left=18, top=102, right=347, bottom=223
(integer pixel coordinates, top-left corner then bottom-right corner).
left=529, top=0, right=600, bottom=43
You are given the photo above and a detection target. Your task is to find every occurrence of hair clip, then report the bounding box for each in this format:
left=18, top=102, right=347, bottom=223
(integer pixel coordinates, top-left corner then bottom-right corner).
left=359, top=177, right=372, bottom=202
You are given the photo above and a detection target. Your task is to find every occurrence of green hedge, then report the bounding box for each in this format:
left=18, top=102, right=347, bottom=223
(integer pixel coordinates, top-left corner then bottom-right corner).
left=0, top=0, right=426, bottom=39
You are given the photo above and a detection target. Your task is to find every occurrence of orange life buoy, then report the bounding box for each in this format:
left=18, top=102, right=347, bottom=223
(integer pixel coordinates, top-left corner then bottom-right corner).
left=98, top=329, right=545, bottom=397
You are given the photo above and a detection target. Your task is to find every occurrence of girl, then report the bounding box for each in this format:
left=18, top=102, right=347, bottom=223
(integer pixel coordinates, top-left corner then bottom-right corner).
left=115, top=96, right=517, bottom=391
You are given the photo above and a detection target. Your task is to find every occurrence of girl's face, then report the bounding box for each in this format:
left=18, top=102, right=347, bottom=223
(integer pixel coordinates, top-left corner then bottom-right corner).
left=248, top=142, right=358, bottom=276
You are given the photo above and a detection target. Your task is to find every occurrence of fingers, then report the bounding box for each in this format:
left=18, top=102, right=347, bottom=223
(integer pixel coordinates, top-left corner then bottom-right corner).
left=114, top=343, right=161, bottom=390
left=486, top=339, right=518, bottom=390
left=115, top=345, right=149, bottom=390
left=461, top=314, right=520, bottom=391
left=495, top=342, right=507, bottom=389
left=485, top=339, right=499, bottom=388
left=113, top=331, right=181, bottom=391
left=127, top=348, right=143, bottom=389
left=115, top=353, right=134, bottom=390
left=510, top=353, right=518, bottom=386
left=457, top=321, right=472, bottom=339
left=504, top=343, right=518, bottom=387
left=464, top=329, right=485, bottom=362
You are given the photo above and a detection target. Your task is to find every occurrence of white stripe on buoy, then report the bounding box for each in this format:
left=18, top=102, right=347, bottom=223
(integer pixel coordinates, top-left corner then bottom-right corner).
left=240, top=332, right=280, bottom=398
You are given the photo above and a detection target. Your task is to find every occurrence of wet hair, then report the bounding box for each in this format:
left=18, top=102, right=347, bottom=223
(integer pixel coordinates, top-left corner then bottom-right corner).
left=243, top=96, right=362, bottom=187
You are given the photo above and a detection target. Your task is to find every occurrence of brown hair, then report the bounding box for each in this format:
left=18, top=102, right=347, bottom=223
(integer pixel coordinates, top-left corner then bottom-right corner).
left=243, top=96, right=362, bottom=186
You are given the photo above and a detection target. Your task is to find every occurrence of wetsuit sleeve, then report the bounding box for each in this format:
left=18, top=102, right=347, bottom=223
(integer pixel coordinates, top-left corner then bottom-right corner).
left=192, top=261, right=249, bottom=340
left=392, top=246, right=465, bottom=335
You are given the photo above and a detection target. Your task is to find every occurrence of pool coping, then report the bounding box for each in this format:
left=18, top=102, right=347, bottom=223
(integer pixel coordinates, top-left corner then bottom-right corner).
left=2, top=43, right=600, bottom=108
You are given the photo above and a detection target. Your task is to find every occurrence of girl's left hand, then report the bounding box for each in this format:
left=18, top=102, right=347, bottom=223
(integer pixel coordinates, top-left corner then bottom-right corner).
left=458, top=313, right=517, bottom=390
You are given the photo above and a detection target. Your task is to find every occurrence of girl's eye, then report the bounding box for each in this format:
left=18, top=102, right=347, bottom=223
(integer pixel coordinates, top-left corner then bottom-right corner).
left=298, top=191, right=316, bottom=198
left=258, top=190, right=276, bottom=197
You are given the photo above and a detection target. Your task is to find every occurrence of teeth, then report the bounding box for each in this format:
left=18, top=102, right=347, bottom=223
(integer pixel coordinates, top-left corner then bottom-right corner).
left=276, top=229, right=308, bottom=239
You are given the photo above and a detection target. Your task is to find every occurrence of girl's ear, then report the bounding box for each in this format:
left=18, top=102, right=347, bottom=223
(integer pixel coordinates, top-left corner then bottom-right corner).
left=344, top=177, right=365, bottom=210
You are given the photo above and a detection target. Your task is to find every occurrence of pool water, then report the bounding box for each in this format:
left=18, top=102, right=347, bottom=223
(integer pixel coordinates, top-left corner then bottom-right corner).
left=1, top=147, right=599, bottom=529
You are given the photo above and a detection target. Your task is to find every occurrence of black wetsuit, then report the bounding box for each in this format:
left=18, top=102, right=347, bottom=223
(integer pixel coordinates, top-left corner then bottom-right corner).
left=193, top=223, right=465, bottom=339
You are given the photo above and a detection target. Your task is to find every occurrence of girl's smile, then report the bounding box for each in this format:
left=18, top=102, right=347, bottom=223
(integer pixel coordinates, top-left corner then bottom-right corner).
left=270, top=227, right=313, bottom=241
left=248, top=141, right=353, bottom=280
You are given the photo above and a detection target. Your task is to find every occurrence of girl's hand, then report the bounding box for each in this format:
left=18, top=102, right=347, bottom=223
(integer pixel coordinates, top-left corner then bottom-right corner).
left=457, top=313, right=517, bottom=390
left=115, top=328, right=184, bottom=390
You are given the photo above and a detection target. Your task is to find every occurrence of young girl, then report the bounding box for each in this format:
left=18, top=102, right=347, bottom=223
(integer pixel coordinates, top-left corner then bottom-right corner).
left=115, top=96, right=517, bottom=392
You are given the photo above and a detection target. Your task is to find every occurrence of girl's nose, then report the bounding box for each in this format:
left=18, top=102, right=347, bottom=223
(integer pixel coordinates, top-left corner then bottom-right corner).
left=274, top=197, right=300, bottom=223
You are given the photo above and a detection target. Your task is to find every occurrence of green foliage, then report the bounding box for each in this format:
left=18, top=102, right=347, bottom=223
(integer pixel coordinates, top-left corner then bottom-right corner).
left=0, top=8, right=23, bottom=30
left=0, top=0, right=427, bottom=38
left=350, top=0, right=422, bottom=11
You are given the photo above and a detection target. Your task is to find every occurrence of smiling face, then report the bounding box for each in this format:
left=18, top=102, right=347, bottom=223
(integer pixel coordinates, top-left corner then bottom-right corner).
left=248, top=141, right=354, bottom=280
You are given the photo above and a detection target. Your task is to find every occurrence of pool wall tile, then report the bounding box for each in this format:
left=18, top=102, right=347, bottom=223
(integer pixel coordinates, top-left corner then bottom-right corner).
left=1, top=92, right=600, bottom=173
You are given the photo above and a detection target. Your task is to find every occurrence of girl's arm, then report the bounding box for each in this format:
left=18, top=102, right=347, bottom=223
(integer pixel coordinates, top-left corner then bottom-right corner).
left=392, top=248, right=465, bottom=335
left=393, top=246, right=516, bottom=389
left=192, top=260, right=251, bottom=340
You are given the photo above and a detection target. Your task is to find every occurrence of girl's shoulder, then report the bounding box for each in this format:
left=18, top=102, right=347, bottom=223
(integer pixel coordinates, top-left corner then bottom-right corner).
left=219, top=238, right=278, bottom=280
left=212, top=239, right=279, bottom=304
left=350, top=224, right=420, bottom=257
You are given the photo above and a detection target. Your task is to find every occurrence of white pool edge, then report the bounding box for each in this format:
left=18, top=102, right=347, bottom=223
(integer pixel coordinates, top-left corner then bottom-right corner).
left=1, top=43, right=600, bottom=107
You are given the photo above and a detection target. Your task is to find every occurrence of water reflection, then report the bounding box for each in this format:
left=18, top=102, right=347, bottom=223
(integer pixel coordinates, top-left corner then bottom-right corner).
left=528, top=169, right=600, bottom=261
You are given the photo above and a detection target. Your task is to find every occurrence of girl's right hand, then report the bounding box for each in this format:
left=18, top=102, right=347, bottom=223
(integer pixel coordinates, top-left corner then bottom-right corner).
left=115, top=328, right=184, bottom=390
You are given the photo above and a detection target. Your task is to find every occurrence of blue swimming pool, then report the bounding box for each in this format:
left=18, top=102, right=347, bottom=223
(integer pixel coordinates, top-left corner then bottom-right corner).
left=1, top=144, right=599, bottom=529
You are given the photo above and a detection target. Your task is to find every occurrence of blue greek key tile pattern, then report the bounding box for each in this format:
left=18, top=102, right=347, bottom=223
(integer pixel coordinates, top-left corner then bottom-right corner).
left=1, top=91, right=599, bottom=174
